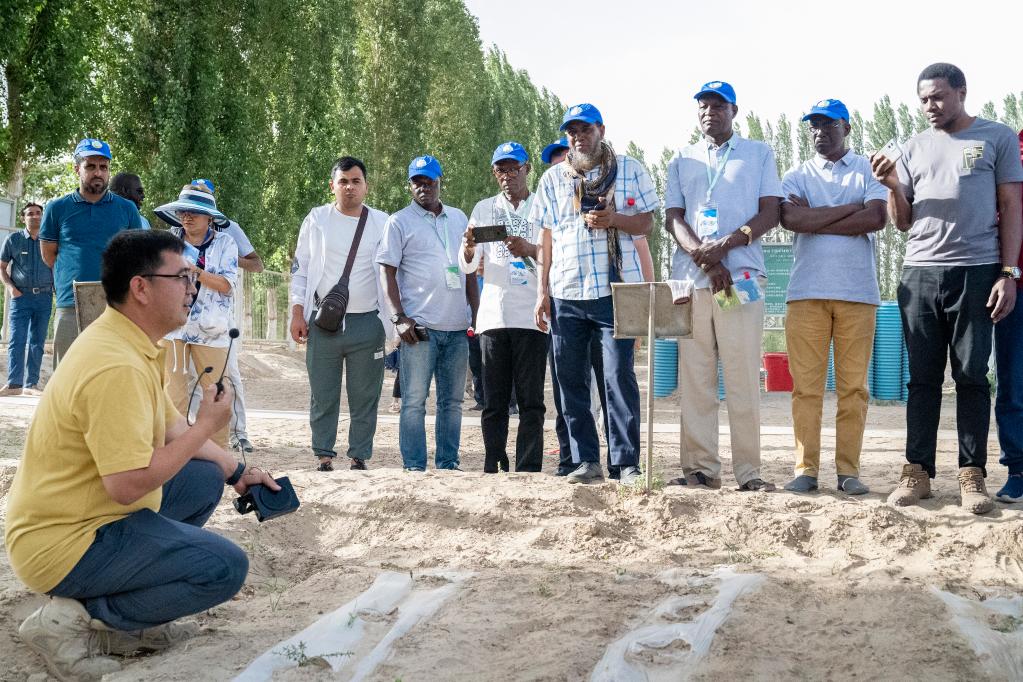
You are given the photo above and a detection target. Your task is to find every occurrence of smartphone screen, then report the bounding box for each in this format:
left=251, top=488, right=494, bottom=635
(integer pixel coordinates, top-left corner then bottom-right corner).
left=471, top=225, right=508, bottom=243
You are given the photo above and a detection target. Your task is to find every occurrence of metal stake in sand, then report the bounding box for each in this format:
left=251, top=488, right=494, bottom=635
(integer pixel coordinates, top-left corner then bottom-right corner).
left=611, top=282, right=692, bottom=490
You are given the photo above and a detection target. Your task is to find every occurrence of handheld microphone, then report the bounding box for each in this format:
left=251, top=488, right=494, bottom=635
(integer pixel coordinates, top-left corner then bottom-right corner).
left=216, top=328, right=240, bottom=395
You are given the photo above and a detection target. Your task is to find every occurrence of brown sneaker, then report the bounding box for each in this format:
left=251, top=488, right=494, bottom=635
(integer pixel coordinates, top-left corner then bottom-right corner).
left=958, top=467, right=994, bottom=515
left=684, top=471, right=722, bottom=489
left=18, top=597, right=122, bottom=681
left=89, top=618, right=199, bottom=655
left=887, top=463, right=931, bottom=507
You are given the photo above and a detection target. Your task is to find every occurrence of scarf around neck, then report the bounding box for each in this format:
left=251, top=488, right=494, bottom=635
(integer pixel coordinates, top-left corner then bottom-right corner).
left=564, top=141, right=622, bottom=277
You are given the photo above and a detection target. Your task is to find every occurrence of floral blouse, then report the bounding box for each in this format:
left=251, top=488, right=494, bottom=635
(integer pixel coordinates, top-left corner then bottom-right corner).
left=165, top=228, right=239, bottom=347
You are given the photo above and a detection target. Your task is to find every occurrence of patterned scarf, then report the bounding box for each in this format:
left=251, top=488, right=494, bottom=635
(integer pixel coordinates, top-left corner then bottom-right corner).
left=564, top=141, right=622, bottom=277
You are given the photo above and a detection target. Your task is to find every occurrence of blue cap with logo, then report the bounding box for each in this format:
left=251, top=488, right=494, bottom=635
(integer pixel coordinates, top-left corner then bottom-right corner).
left=560, top=103, right=603, bottom=131
left=74, top=138, right=112, bottom=161
left=408, top=155, right=443, bottom=181
left=693, top=81, right=737, bottom=104
left=541, top=137, right=569, bottom=164
left=491, top=141, right=529, bottom=166
left=801, top=98, right=850, bottom=121
left=191, top=178, right=216, bottom=193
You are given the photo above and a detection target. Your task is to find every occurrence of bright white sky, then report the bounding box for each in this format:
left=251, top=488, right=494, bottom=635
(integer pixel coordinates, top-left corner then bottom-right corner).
left=465, top=0, right=1023, bottom=159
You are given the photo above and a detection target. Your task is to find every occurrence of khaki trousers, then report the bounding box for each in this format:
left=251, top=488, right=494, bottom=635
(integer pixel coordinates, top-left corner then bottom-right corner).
left=785, top=299, right=875, bottom=478
left=53, top=306, right=79, bottom=369
left=678, top=285, right=765, bottom=485
left=162, top=339, right=230, bottom=449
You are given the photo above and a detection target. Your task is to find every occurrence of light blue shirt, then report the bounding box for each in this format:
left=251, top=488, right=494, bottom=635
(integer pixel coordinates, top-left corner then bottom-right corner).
left=665, top=135, right=783, bottom=287
left=376, top=201, right=471, bottom=331
left=529, top=154, right=659, bottom=300
left=782, top=151, right=888, bottom=305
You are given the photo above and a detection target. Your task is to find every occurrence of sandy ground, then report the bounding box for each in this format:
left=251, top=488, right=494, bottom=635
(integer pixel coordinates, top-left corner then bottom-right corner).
left=1, top=344, right=1022, bottom=681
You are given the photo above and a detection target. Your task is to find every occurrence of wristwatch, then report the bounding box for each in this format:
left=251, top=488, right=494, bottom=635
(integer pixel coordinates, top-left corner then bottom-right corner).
left=390, top=312, right=405, bottom=324
left=1000, top=266, right=1022, bottom=280
left=738, top=225, right=753, bottom=246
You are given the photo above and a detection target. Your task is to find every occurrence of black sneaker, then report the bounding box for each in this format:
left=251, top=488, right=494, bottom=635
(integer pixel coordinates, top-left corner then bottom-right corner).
left=350, top=458, right=368, bottom=470
left=317, top=459, right=334, bottom=471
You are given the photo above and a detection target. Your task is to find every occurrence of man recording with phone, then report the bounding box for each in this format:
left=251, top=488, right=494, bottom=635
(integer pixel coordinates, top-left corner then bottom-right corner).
left=5, top=230, right=278, bottom=681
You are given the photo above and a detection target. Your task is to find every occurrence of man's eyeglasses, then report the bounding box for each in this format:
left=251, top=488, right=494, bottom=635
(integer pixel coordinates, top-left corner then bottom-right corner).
left=141, top=272, right=198, bottom=286
left=493, top=165, right=526, bottom=179
left=807, top=120, right=844, bottom=132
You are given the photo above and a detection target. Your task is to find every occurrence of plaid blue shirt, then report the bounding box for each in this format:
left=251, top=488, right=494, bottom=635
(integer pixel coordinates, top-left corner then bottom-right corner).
left=530, top=154, right=659, bottom=300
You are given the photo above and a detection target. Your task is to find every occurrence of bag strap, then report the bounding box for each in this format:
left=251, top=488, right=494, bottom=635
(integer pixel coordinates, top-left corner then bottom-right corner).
left=336, top=205, right=369, bottom=286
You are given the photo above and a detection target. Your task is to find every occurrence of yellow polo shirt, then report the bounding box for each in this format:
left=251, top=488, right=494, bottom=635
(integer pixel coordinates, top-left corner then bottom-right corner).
left=4, top=306, right=181, bottom=593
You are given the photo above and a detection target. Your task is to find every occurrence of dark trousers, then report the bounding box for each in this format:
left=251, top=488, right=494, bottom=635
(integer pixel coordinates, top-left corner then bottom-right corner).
left=995, top=289, right=1023, bottom=474
left=551, top=295, right=640, bottom=467
left=552, top=332, right=610, bottom=473
left=479, top=328, right=547, bottom=472
left=50, top=460, right=247, bottom=631
left=467, top=333, right=484, bottom=405
left=898, top=264, right=999, bottom=477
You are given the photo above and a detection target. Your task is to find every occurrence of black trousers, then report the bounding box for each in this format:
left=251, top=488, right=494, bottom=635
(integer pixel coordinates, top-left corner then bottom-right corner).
left=480, top=328, right=547, bottom=472
left=898, top=264, right=999, bottom=478
left=468, top=333, right=484, bottom=406
left=552, top=331, right=611, bottom=474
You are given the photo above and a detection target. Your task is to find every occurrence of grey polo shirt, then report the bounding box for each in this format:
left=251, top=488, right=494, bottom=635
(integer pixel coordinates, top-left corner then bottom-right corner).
left=782, top=151, right=888, bottom=305
left=665, top=134, right=783, bottom=287
left=376, top=201, right=471, bottom=332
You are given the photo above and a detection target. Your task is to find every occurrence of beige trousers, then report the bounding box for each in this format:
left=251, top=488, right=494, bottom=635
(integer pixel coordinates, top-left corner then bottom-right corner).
left=677, top=285, right=765, bottom=485
left=161, top=339, right=230, bottom=449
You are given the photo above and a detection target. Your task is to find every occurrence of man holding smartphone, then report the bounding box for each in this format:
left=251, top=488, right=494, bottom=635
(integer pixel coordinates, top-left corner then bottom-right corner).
left=461, top=142, right=546, bottom=473
left=378, top=155, right=479, bottom=471
left=872, top=63, right=1023, bottom=514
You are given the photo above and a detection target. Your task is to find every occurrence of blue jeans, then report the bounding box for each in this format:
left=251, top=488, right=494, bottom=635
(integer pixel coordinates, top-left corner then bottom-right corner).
left=6, top=291, right=52, bottom=386
left=398, top=329, right=468, bottom=469
left=49, top=460, right=248, bottom=631
left=550, top=296, right=640, bottom=467
left=996, top=294, right=1023, bottom=474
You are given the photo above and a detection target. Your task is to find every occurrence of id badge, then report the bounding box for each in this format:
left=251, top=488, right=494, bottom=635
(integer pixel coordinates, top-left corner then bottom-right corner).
left=696, top=204, right=719, bottom=238
left=445, top=265, right=461, bottom=290
left=509, top=261, right=528, bottom=286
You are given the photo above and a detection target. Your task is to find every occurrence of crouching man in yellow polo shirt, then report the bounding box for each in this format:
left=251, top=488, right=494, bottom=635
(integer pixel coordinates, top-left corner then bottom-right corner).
left=4, top=230, right=279, bottom=681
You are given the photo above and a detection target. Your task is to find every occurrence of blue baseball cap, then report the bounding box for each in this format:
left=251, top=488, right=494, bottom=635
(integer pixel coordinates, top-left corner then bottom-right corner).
left=408, top=155, right=442, bottom=181
left=693, top=81, right=737, bottom=104
left=541, top=137, right=569, bottom=164
left=492, top=141, right=529, bottom=165
left=802, top=98, right=850, bottom=121
left=191, top=178, right=215, bottom=192
left=560, top=103, right=603, bottom=131
left=74, top=138, right=112, bottom=161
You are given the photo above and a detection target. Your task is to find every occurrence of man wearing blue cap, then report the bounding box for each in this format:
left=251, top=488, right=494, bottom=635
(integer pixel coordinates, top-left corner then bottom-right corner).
left=378, top=155, right=478, bottom=471
left=541, top=137, right=569, bottom=166
left=460, top=142, right=546, bottom=472
left=780, top=99, right=888, bottom=495
left=531, top=103, right=660, bottom=485
left=39, top=138, right=144, bottom=367
left=872, top=63, right=1023, bottom=514
left=664, top=81, right=783, bottom=492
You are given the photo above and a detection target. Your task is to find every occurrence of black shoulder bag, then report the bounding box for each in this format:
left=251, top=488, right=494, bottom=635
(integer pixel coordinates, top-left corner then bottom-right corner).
left=313, top=206, right=369, bottom=333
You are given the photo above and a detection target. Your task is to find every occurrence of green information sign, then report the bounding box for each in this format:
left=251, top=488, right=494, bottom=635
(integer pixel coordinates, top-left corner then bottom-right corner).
left=763, top=243, right=793, bottom=316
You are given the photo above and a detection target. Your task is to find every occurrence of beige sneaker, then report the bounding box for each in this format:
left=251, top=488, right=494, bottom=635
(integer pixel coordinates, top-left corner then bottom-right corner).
left=89, top=618, right=199, bottom=655
left=958, top=467, right=994, bottom=515
left=18, top=597, right=122, bottom=681
left=0, top=383, right=23, bottom=396
left=887, top=463, right=932, bottom=507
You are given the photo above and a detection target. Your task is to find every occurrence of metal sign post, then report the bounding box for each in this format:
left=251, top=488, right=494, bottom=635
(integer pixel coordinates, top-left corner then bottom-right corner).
left=611, top=282, right=692, bottom=490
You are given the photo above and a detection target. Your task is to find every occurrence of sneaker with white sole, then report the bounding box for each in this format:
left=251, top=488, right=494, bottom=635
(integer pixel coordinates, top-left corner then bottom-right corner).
left=566, top=461, right=604, bottom=484
left=89, top=618, right=199, bottom=655
left=18, top=597, right=122, bottom=681
left=996, top=473, right=1023, bottom=503
left=618, top=465, right=641, bottom=486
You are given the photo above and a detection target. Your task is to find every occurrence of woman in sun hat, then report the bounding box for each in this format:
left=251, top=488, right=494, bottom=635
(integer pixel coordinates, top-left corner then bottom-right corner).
left=155, top=185, right=239, bottom=448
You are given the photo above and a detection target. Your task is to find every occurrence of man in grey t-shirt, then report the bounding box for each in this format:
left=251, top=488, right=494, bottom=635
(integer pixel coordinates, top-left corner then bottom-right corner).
left=781, top=98, right=887, bottom=496
left=872, top=63, right=1023, bottom=515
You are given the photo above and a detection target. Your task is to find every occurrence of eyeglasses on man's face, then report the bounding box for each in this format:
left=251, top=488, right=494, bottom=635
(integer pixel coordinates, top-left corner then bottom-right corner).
left=493, top=165, right=526, bottom=179
left=140, top=271, right=198, bottom=286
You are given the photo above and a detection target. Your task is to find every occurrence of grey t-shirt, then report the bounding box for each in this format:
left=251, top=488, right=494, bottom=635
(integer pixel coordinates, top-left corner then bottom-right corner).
left=782, top=151, right=888, bottom=305
left=898, top=117, right=1023, bottom=266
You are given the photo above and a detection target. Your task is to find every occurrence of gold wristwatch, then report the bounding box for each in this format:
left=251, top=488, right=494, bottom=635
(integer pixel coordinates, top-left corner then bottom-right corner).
left=738, top=225, right=753, bottom=246
left=1000, top=266, right=1021, bottom=280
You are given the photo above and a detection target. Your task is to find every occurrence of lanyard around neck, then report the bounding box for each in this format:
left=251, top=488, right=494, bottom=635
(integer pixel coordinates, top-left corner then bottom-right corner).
left=705, top=142, right=733, bottom=204
left=427, top=210, right=453, bottom=265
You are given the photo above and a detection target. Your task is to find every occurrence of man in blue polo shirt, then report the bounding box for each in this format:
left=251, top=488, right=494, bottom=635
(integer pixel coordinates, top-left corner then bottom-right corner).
left=664, top=81, right=783, bottom=492
left=780, top=98, right=888, bottom=495
left=40, top=138, right=144, bottom=367
left=531, top=104, right=659, bottom=486
left=377, top=155, right=479, bottom=471
left=1, top=203, right=53, bottom=395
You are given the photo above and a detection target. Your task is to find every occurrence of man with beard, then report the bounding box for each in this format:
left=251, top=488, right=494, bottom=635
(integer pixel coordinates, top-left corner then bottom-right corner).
left=378, top=155, right=479, bottom=471
left=873, top=63, right=1023, bottom=514
left=664, top=81, right=783, bottom=492
left=531, top=104, right=659, bottom=486
left=460, top=142, right=545, bottom=473
left=40, top=138, right=144, bottom=366
left=780, top=99, right=887, bottom=495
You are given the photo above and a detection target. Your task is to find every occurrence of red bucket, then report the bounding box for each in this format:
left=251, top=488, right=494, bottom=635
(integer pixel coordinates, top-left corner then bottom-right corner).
left=763, top=352, right=793, bottom=392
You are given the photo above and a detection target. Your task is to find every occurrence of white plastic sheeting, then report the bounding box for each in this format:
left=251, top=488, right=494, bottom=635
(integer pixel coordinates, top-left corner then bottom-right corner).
left=933, top=586, right=1023, bottom=679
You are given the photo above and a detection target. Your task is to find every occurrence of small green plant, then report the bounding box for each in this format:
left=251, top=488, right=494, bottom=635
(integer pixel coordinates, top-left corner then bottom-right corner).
left=274, top=641, right=353, bottom=668
left=261, top=577, right=289, bottom=612
left=723, top=543, right=753, bottom=564
left=347, top=605, right=358, bottom=628
left=537, top=577, right=553, bottom=598
left=989, top=614, right=1023, bottom=633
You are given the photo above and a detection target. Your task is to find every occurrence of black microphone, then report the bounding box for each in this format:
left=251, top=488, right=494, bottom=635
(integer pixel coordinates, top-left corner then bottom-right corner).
left=216, top=328, right=240, bottom=395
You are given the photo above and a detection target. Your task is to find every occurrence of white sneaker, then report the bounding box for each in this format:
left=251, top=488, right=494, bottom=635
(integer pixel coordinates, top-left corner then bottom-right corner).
left=18, top=597, right=122, bottom=681
left=89, top=618, right=199, bottom=655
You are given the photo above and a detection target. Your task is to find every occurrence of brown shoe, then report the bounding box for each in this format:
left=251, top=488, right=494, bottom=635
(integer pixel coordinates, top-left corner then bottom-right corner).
left=958, top=467, right=994, bottom=515
left=666, top=471, right=722, bottom=489
left=350, top=458, right=368, bottom=471
left=887, top=463, right=931, bottom=507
